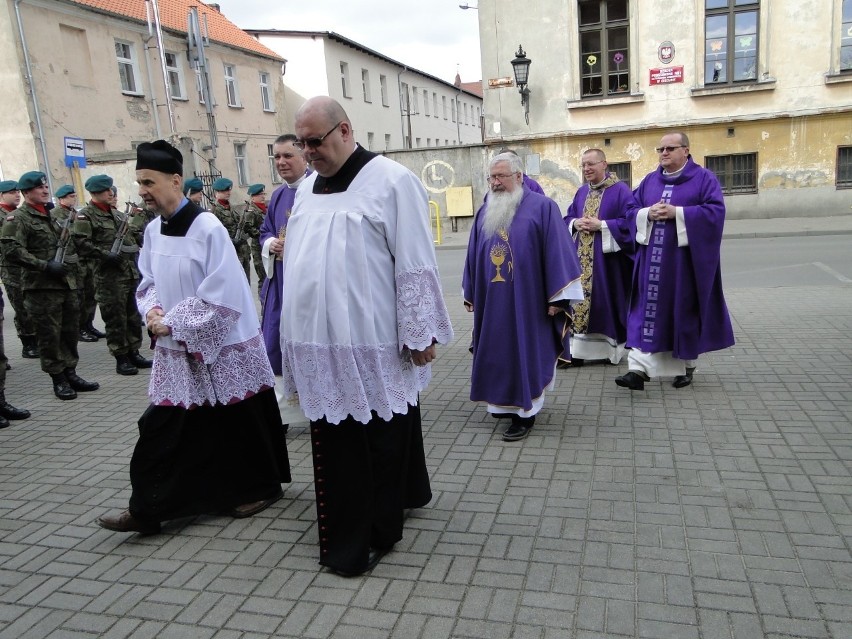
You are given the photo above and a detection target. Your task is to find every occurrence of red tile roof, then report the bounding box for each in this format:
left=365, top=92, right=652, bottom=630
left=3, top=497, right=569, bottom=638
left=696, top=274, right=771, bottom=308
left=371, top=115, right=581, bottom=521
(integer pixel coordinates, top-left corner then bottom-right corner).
left=68, top=0, right=282, bottom=61
left=454, top=72, right=483, bottom=98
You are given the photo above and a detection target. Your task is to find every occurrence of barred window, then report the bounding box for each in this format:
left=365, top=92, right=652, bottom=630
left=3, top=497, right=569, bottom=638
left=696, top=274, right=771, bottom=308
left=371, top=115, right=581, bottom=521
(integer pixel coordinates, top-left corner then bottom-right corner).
left=607, top=161, right=631, bottom=186
left=705, top=0, right=759, bottom=85
left=578, top=0, right=630, bottom=98
left=705, top=153, right=757, bottom=194
left=837, top=147, right=852, bottom=188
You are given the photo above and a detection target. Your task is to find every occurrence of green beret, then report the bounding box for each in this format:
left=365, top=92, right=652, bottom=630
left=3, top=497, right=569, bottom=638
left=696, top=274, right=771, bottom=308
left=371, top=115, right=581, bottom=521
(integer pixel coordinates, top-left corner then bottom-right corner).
left=247, top=183, right=265, bottom=196
left=0, top=180, right=18, bottom=193
left=212, top=177, right=233, bottom=191
left=84, top=174, right=113, bottom=193
left=55, top=184, right=76, bottom=198
left=183, top=178, right=203, bottom=194
left=17, top=171, right=47, bottom=191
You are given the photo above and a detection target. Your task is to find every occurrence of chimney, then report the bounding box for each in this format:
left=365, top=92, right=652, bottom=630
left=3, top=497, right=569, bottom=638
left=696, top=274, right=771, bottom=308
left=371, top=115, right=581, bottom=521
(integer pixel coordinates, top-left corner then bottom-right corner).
left=208, top=3, right=221, bottom=11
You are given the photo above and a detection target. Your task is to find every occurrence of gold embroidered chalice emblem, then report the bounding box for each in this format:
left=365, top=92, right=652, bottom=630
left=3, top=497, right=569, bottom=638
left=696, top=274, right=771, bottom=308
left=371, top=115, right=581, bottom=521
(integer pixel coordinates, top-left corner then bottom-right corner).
left=275, top=224, right=287, bottom=261
left=490, top=245, right=507, bottom=282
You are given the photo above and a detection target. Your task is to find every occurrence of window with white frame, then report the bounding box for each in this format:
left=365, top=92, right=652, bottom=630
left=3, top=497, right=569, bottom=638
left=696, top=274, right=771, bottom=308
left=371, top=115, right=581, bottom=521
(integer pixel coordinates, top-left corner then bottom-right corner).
left=412, top=86, right=419, bottom=113
left=362, top=69, right=371, bottom=102
left=400, top=82, right=410, bottom=113
left=164, top=52, right=186, bottom=99
left=842, top=0, right=852, bottom=71
left=704, top=0, right=759, bottom=85
left=224, top=64, right=241, bottom=106
left=384, top=134, right=391, bottom=150
left=423, top=89, right=429, bottom=116
left=268, top=144, right=281, bottom=184
left=259, top=71, right=273, bottom=111
left=380, top=74, right=389, bottom=106
left=367, top=132, right=374, bottom=150
left=340, top=62, right=351, bottom=97
left=442, top=96, right=448, bottom=119
left=451, top=99, right=456, bottom=122
left=432, top=92, right=438, bottom=117
left=234, top=143, right=249, bottom=185
left=115, top=40, right=141, bottom=94
left=195, top=70, right=206, bottom=104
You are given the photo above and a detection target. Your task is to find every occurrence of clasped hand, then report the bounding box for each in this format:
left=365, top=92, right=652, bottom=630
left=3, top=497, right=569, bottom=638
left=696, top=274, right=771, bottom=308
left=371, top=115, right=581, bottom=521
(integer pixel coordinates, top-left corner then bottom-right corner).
left=146, top=308, right=171, bottom=337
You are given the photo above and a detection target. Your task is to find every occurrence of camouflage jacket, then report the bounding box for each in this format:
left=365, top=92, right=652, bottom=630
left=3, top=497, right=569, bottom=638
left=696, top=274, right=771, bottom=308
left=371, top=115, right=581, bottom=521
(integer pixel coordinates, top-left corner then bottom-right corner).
left=75, top=202, right=140, bottom=281
left=0, top=202, right=81, bottom=290
left=212, top=201, right=250, bottom=244
left=242, top=202, right=264, bottom=240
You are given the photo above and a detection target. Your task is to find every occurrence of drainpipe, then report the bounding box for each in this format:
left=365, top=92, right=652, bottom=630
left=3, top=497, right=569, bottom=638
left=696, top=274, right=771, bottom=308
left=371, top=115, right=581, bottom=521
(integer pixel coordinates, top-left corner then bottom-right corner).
left=397, top=66, right=410, bottom=148
left=149, top=0, right=176, bottom=134
left=13, top=0, right=53, bottom=193
left=143, top=1, right=163, bottom=138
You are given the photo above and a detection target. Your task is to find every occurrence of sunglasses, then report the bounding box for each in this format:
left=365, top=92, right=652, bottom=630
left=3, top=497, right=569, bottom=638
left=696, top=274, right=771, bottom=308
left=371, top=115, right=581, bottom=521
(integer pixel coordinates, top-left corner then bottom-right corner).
left=294, top=121, right=343, bottom=150
left=655, top=145, right=685, bottom=153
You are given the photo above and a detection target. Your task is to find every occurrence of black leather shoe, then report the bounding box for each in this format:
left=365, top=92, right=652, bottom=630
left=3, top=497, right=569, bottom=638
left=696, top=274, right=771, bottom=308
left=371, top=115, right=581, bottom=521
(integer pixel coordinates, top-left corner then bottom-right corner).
left=88, top=325, right=107, bottom=339
left=21, top=338, right=39, bottom=359
left=128, top=350, right=153, bottom=369
left=0, top=402, right=30, bottom=420
left=615, top=371, right=647, bottom=390
left=0, top=415, right=9, bottom=429
left=229, top=489, right=284, bottom=518
left=50, top=373, right=77, bottom=400
left=97, top=509, right=160, bottom=535
left=5, top=363, right=10, bottom=371
left=672, top=371, right=693, bottom=388
left=503, top=416, right=535, bottom=441
left=64, top=369, right=100, bottom=392
left=115, top=354, right=138, bottom=376
left=331, top=547, right=390, bottom=577
left=78, top=330, right=98, bottom=343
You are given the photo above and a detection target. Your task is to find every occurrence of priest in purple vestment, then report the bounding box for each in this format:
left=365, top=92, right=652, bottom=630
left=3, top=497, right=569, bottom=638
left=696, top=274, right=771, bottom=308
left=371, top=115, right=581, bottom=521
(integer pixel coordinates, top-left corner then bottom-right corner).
left=464, top=152, right=582, bottom=442
left=560, top=149, right=634, bottom=367
left=259, top=134, right=309, bottom=381
left=616, top=132, right=734, bottom=391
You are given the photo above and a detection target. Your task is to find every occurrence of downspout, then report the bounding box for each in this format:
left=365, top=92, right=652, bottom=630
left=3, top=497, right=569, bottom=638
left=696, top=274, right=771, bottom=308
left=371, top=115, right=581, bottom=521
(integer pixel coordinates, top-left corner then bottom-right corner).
left=149, top=0, right=176, bottom=134
left=397, top=66, right=409, bottom=148
left=143, top=1, right=163, bottom=138
left=13, top=0, right=53, bottom=193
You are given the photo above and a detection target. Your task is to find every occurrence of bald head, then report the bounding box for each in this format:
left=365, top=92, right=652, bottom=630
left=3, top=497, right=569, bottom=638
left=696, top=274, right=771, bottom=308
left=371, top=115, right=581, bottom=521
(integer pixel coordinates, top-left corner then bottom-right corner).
left=294, top=96, right=355, bottom=178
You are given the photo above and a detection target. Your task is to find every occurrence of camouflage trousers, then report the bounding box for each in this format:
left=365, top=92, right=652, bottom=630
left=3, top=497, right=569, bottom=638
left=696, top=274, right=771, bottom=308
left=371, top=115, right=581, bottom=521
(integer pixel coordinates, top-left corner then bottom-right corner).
left=95, top=277, right=143, bottom=357
left=236, top=242, right=251, bottom=282
left=250, top=240, right=265, bottom=296
left=4, top=281, right=35, bottom=339
left=78, top=258, right=98, bottom=330
left=0, top=313, right=7, bottom=391
left=23, top=288, right=80, bottom=375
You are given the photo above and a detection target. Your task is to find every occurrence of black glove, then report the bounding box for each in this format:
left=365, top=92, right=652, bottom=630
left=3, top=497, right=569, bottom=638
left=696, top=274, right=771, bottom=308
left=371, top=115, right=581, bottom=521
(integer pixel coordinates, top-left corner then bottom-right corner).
left=103, top=252, right=123, bottom=266
left=44, top=260, right=66, bottom=279
left=231, top=237, right=242, bottom=246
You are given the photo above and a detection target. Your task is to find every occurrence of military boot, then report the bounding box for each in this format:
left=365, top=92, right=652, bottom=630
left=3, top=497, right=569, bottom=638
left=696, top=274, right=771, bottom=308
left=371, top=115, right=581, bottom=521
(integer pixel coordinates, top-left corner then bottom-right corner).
left=128, top=350, right=153, bottom=369
left=21, top=336, right=39, bottom=359
left=64, top=369, right=100, bottom=392
left=0, top=392, right=30, bottom=420
left=87, top=324, right=107, bottom=339
left=50, top=372, right=77, bottom=400
left=78, top=329, right=98, bottom=343
left=115, top=354, right=138, bottom=376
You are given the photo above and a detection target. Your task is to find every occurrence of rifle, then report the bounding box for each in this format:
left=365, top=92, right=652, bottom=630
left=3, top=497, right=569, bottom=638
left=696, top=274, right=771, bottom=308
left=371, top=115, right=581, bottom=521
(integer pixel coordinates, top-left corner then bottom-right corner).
left=53, top=216, right=72, bottom=264
left=109, top=202, right=133, bottom=255
left=233, top=201, right=251, bottom=242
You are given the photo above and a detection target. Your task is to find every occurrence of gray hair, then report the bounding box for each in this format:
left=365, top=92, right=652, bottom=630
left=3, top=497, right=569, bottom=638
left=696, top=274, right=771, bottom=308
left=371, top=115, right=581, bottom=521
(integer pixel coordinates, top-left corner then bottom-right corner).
left=490, top=152, right=523, bottom=175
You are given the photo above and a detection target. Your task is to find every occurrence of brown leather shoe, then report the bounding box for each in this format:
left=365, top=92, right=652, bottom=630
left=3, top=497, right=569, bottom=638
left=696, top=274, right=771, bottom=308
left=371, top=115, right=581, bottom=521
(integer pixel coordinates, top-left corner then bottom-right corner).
left=97, top=509, right=160, bottom=534
left=229, top=490, right=283, bottom=518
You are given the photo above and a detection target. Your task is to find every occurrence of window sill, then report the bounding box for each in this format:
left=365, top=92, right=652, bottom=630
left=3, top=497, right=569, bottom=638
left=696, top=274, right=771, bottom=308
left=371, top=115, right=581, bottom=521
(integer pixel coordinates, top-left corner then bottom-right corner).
left=121, top=91, right=145, bottom=98
left=825, top=72, right=852, bottom=85
left=171, top=96, right=189, bottom=102
left=228, top=104, right=244, bottom=109
left=263, top=109, right=276, bottom=114
left=566, top=93, right=645, bottom=109
left=691, top=78, right=776, bottom=97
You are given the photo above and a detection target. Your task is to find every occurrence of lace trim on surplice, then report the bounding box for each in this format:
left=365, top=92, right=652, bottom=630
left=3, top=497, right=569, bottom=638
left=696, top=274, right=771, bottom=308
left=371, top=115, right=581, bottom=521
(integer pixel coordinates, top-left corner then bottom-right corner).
left=148, top=333, right=274, bottom=408
left=136, top=285, right=161, bottom=318
left=281, top=341, right=431, bottom=425
left=163, top=298, right=241, bottom=363
left=396, top=265, right=453, bottom=350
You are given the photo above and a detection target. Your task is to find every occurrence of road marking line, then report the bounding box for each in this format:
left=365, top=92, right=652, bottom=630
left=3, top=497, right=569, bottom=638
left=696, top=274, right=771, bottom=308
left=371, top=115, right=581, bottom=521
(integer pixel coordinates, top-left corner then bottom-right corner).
left=813, top=262, right=852, bottom=283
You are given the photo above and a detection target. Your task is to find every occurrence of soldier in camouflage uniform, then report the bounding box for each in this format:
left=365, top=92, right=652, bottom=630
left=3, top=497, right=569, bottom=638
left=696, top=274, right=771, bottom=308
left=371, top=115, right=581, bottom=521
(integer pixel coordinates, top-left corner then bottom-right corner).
left=53, top=185, right=104, bottom=343
left=183, top=177, right=207, bottom=209
left=0, top=172, right=99, bottom=400
left=211, top=177, right=251, bottom=281
left=244, top=183, right=267, bottom=297
left=0, top=180, right=38, bottom=358
left=76, top=174, right=152, bottom=376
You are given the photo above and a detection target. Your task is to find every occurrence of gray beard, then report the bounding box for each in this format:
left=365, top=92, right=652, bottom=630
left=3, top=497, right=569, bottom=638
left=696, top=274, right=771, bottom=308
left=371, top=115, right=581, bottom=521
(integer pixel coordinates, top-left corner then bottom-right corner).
left=482, top=188, right=523, bottom=237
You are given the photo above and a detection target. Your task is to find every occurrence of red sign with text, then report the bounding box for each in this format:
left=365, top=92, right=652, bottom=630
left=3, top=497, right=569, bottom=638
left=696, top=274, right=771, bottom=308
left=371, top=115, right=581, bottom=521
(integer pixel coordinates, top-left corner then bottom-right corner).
left=649, top=66, right=684, bottom=85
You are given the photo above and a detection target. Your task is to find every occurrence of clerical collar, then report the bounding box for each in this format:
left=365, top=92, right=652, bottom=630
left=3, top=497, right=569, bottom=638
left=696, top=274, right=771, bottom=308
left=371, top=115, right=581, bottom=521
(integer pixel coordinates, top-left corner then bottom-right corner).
left=313, top=145, right=377, bottom=194
left=160, top=197, right=200, bottom=237
left=286, top=170, right=309, bottom=189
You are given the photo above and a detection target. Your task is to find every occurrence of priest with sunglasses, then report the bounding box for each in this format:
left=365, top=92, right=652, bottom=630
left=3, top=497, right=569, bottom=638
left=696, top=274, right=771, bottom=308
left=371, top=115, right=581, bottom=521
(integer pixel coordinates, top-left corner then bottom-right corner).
left=615, top=132, right=734, bottom=392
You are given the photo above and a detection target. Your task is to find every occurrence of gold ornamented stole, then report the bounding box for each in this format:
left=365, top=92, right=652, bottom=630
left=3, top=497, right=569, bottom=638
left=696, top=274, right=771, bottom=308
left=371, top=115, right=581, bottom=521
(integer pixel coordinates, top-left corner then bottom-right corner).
left=572, top=173, right=619, bottom=334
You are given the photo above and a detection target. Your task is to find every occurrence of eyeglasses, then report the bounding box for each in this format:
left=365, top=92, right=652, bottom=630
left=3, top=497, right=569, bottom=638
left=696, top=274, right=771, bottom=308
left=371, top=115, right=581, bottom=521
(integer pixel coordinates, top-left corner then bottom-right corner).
left=655, top=145, right=685, bottom=153
left=293, top=121, right=343, bottom=150
left=581, top=161, right=604, bottom=168
left=486, top=172, right=519, bottom=182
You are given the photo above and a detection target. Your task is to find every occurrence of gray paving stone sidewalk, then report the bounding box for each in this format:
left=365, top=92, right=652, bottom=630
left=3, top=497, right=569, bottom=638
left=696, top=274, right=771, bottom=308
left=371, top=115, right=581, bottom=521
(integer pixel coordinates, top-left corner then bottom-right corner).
left=1, top=229, right=851, bottom=637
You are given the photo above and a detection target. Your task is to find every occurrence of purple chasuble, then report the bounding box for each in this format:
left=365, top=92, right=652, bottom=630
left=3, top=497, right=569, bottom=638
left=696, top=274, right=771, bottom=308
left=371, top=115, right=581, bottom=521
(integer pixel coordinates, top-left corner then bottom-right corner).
left=259, top=181, right=298, bottom=374
left=627, top=157, right=735, bottom=360
left=464, top=188, right=581, bottom=411
left=564, top=178, right=635, bottom=343
left=523, top=174, right=544, bottom=194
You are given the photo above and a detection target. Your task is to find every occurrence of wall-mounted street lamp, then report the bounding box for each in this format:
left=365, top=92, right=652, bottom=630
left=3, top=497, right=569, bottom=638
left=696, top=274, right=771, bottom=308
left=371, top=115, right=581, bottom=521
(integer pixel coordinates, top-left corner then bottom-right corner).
left=510, top=45, right=531, bottom=124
